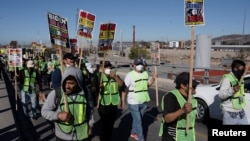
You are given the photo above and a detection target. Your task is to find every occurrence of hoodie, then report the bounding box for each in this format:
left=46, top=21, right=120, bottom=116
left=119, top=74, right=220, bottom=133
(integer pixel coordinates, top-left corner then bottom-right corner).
left=41, top=66, right=94, bottom=140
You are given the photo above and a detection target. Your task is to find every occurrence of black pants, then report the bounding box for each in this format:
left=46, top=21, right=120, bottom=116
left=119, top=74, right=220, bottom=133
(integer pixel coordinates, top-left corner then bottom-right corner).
left=98, top=104, right=118, bottom=141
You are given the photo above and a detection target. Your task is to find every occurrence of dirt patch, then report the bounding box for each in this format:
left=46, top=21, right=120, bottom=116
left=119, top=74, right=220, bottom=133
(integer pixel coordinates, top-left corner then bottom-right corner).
left=159, top=49, right=237, bottom=67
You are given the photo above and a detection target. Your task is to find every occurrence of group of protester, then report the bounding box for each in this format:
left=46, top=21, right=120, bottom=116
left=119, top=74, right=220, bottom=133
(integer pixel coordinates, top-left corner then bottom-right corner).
left=5, top=51, right=248, bottom=141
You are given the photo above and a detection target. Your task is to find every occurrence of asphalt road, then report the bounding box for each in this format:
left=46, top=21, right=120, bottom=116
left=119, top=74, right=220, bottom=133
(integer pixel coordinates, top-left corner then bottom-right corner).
left=1, top=64, right=211, bottom=141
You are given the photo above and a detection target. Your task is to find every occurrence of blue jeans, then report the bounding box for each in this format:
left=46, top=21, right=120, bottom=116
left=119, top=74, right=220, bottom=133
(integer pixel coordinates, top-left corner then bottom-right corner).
left=21, top=91, right=37, bottom=118
left=128, top=103, right=147, bottom=141
left=222, top=110, right=248, bottom=125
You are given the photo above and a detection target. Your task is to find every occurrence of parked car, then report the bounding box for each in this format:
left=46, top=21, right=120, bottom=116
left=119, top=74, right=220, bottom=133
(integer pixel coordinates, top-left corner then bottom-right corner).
left=194, top=74, right=250, bottom=123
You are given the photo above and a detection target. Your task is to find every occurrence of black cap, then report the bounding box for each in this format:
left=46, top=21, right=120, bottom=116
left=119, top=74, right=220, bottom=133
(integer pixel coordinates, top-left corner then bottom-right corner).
left=100, top=60, right=112, bottom=68
left=63, top=53, right=77, bottom=60
left=175, top=72, right=199, bottom=88
left=134, top=58, right=144, bottom=65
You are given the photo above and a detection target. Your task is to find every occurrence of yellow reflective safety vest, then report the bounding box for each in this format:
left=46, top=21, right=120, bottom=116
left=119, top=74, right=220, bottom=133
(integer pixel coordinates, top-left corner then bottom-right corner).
left=223, top=73, right=246, bottom=109
left=159, top=89, right=197, bottom=141
left=39, top=61, right=47, bottom=72
left=58, top=94, right=88, bottom=140
left=128, top=70, right=150, bottom=103
left=23, top=69, right=36, bottom=93
left=100, top=73, right=120, bottom=105
left=8, top=66, right=14, bottom=72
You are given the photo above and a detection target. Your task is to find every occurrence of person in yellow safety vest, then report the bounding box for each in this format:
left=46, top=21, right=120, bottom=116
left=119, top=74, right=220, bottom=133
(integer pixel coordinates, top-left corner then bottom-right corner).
left=158, top=72, right=199, bottom=141
left=8, top=64, right=15, bottom=81
left=16, top=59, right=27, bottom=90
left=218, top=59, right=248, bottom=125
left=124, top=58, right=157, bottom=141
left=41, top=66, right=94, bottom=141
left=97, top=60, right=124, bottom=141
left=38, top=56, right=48, bottom=85
left=16, top=60, right=43, bottom=120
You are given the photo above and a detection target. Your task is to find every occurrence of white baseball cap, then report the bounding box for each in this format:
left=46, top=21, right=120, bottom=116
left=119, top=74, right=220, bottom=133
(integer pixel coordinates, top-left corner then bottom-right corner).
left=27, top=60, right=34, bottom=68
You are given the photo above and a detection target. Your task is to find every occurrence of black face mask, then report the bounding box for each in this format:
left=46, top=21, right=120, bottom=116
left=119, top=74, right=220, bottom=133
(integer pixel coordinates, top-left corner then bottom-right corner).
left=233, top=69, right=244, bottom=80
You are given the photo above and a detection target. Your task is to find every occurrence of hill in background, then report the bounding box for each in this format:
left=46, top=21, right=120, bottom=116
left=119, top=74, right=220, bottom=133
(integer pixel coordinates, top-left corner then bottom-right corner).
left=212, top=34, right=250, bottom=45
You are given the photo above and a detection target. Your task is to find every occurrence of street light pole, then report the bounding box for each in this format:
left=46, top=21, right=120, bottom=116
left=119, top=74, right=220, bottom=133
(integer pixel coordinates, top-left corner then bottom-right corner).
left=241, top=9, right=247, bottom=45
left=221, top=29, right=224, bottom=45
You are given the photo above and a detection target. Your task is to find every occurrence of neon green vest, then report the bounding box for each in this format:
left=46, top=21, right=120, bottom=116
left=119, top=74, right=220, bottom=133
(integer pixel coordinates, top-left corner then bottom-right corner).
left=58, top=94, right=88, bottom=140
left=100, top=74, right=120, bottom=105
left=8, top=66, right=14, bottom=72
left=129, top=70, right=150, bottom=103
left=82, top=68, right=88, bottom=76
left=52, top=60, right=59, bottom=68
left=223, top=74, right=246, bottom=109
left=159, top=89, right=197, bottom=141
left=39, top=61, right=47, bottom=72
left=23, top=69, right=36, bottom=93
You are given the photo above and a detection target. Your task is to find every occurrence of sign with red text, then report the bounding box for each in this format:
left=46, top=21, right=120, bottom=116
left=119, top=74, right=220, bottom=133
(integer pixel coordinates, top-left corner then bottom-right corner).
left=184, top=0, right=205, bottom=26
left=98, top=22, right=116, bottom=51
left=8, top=48, right=22, bottom=67
left=70, top=38, right=78, bottom=54
left=47, top=12, right=70, bottom=52
left=76, top=10, right=96, bottom=39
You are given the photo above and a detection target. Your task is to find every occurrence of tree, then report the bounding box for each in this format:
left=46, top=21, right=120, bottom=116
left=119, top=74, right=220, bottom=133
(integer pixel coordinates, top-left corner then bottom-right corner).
left=129, top=45, right=150, bottom=59
left=10, top=40, right=18, bottom=48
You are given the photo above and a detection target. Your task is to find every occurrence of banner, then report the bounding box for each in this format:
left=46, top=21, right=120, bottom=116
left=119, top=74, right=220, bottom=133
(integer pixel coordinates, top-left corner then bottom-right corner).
left=70, top=38, right=78, bottom=54
left=98, top=22, right=116, bottom=51
left=184, top=0, right=205, bottom=26
left=8, top=48, right=22, bottom=67
left=47, top=12, right=70, bottom=52
left=150, top=42, right=160, bottom=65
left=76, top=10, right=96, bottom=39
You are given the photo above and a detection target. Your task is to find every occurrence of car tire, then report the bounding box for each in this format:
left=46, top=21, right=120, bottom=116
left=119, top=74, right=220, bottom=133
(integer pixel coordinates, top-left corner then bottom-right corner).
left=196, top=98, right=209, bottom=123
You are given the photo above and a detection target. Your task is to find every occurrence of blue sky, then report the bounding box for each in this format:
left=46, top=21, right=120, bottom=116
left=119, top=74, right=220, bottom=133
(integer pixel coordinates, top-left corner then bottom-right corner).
left=0, top=0, right=249, bottom=45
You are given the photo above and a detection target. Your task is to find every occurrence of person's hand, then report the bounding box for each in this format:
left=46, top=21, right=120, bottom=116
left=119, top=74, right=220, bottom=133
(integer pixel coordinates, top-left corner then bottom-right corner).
left=152, top=72, right=158, bottom=79
left=88, top=127, right=93, bottom=135
left=233, top=85, right=241, bottom=93
left=120, top=101, right=126, bottom=110
left=58, top=112, right=70, bottom=122
left=182, top=102, right=192, bottom=114
left=109, top=71, right=116, bottom=78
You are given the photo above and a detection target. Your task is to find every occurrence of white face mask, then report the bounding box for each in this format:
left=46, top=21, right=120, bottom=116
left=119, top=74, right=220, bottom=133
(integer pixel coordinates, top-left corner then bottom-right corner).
left=104, top=68, right=111, bottom=75
left=87, top=67, right=95, bottom=74
left=135, top=65, right=144, bottom=71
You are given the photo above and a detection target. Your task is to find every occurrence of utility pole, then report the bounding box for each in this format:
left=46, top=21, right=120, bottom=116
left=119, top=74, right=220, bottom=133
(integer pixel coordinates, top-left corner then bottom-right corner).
left=241, top=9, right=247, bottom=45
left=119, top=30, right=123, bottom=56
left=133, top=25, right=135, bottom=47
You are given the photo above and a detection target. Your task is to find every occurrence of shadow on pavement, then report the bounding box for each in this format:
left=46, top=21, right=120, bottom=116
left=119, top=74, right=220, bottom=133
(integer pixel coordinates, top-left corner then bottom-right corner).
left=3, top=70, right=40, bottom=141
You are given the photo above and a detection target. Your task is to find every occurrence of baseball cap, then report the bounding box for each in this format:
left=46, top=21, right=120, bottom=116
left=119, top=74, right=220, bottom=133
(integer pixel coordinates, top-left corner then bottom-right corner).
left=134, top=58, right=144, bottom=65
left=27, top=60, right=34, bottom=68
left=63, top=53, right=77, bottom=60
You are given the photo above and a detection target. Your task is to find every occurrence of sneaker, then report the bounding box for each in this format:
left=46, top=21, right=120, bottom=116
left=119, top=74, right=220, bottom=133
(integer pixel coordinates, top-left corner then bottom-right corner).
left=130, top=133, right=138, bottom=140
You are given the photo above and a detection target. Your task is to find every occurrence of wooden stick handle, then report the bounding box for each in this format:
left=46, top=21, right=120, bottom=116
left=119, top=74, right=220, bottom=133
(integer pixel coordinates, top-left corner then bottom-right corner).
left=186, top=26, right=195, bottom=134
